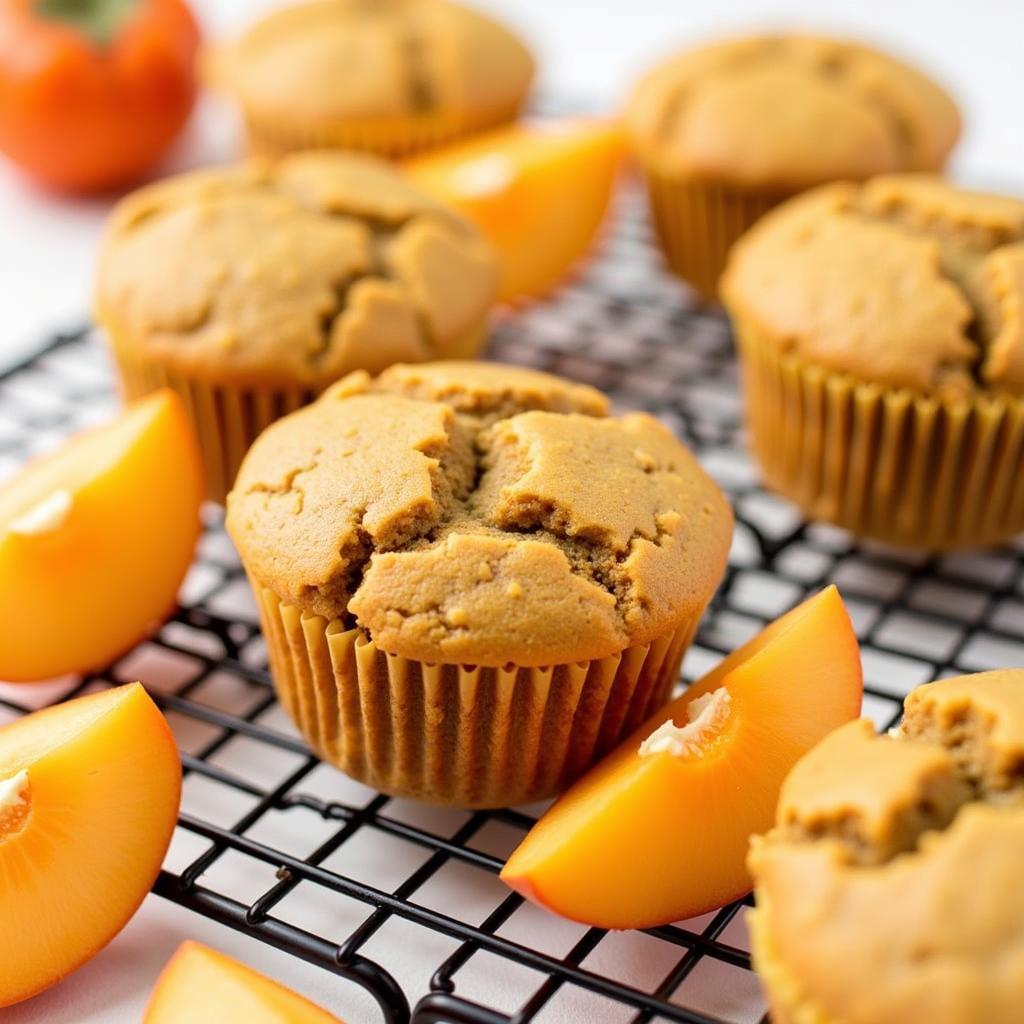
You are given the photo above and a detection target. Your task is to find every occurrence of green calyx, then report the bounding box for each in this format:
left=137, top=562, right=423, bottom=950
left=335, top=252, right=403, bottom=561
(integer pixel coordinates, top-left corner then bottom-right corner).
left=35, top=0, right=141, bottom=46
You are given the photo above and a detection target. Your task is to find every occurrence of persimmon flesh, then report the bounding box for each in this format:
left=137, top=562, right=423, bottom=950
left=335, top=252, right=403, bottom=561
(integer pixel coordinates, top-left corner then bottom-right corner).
left=0, top=683, right=181, bottom=1006
left=144, top=941, right=343, bottom=1023
left=405, top=119, right=623, bottom=302
left=501, top=585, right=863, bottom=929
left=0, top=388, right=203, bottom=681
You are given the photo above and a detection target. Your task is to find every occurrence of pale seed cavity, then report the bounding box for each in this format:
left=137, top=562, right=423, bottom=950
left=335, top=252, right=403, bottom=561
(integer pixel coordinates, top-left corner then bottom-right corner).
left=450, top=153, right=517, bottom=199
left=8, top=490, right=73, bottom=536
left=0, top=769, right=31, bottom=841
left=639, top=689, right=732, bottom=758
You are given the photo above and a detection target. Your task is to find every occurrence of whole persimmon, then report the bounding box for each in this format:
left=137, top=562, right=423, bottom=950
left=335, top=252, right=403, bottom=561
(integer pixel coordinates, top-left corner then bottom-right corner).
left=0, top=0, right=200, bottom=192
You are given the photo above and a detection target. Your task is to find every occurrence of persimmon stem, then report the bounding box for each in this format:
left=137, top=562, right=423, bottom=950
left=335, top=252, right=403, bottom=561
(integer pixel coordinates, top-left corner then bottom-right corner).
left=34, top=0, right=140, bottom=46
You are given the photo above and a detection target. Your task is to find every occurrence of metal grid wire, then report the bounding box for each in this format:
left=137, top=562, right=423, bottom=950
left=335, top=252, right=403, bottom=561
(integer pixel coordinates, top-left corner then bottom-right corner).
left=3, top=188, right=1024, bottom=1024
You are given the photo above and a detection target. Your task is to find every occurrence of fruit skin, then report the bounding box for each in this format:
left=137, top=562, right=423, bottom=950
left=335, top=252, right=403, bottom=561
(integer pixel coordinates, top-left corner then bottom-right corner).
left=0, top=683, right=181, bottom=1007
left=0, top=387, right=203, bottom=681
left=500, top=585, right=863, bottom=930
left=144, top=941, right=344, bottom=1023
left=405, top=119, right=623, bottom=302
left=0, top=0, right=200, bottom=192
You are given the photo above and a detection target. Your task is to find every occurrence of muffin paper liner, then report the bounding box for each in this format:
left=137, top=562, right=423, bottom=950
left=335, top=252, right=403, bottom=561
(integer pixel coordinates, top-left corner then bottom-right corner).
left=256, top=586, right=702, bottom=807
left=736, top=318, right=1024, bottom=550
left=106, top=323, right=488, bottom=504
left=108, top=337, right=318, bottom=504
left=243, top=102, right=524, bottom=160
left=643, top=167, right=783, bottom=301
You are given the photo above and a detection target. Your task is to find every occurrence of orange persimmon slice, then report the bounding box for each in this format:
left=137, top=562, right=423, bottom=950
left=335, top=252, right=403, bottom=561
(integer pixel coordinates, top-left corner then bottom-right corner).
left=406, top=119, right=623, bottom=302
left=501, top=585, right=863, bottom=929
left=0, top=388, right=203, bottom=681
left=144, top=941, right=344, bottom=1023
left=0, top=683, right=181, bottom=1006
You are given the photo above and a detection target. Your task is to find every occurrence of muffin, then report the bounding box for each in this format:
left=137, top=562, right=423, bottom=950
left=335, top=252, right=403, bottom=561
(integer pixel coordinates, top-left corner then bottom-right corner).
left=96, top=152, right=498, bottom=502
left=209, top=0, right=534, bottom=159
left=748, top=670, right=1024, bottom=1024
left=722, top=174, right=1024, bottom=550
left=625, top=34, right=960, bottom=300
left=226, top=361, right=733, bottom=807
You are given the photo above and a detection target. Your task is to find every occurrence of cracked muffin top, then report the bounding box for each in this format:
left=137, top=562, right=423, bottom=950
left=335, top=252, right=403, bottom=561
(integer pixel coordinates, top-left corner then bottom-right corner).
left=211, top=0, right=533, bottom=131
left=226, top=361, right=733, bottom=667
left=748, top=670, right=1024, bottom=1024
left=95, top=152, right=498, bottom=386
left=722, top=175, right=1024, bottom=397
left=626, top=35, right=959, bottom=188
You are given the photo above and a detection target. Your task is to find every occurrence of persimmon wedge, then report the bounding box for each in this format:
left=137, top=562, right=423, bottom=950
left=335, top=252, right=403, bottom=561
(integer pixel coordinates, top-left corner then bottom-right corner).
left=501, top=585, right=863, bottom=929
left=0, top=683, right=181, bottom=1006
left=0, top=388, right=203, bottom=680
left=145, top=941, right=343, bottom=1023
left=405, top=119, right=623, bottom=302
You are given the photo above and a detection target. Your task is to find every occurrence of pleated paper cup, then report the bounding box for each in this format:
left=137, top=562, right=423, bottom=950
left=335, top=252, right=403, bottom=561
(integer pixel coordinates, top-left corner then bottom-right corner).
left=108, top=334, right=318, bottom=504
left=643, top=166, right=784, bottom=302
left=242, top=102, right=524, bottom=160
left=735, top=317, right=1024, bottom=550
left=255, top=586, right=703, bottom=808
left=106, top=323, right=488, bottom=504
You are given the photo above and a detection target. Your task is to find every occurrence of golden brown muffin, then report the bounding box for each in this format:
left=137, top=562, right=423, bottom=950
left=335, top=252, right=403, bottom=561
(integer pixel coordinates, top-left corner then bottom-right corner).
left=96, top=152, right=498, bottom=502
left=722, top=174, right=1024, bottom=550
left=625, top=34, right=960, bottom=299
left=226, top=361, right=733, bottom=806
left=748, top=670, right=1024, bottom=1024
left=209, top=0, right=534, bottom=158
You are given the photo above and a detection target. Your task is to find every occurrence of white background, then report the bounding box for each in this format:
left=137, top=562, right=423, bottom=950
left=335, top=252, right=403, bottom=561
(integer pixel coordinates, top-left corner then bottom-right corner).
left=1, top=2, right=1022, bottom=1022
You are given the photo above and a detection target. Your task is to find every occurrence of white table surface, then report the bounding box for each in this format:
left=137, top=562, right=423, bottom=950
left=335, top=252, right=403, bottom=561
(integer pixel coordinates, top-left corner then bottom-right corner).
left=1, top=2, right=1023, bottom=1021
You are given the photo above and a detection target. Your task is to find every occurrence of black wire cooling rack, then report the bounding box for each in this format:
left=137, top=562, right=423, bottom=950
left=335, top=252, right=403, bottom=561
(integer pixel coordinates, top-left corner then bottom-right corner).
left=3, top=187, right=1024, bottom=1024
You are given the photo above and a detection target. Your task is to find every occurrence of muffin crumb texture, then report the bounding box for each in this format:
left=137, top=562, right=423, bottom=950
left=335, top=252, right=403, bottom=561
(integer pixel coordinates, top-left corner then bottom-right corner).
left=227, top=362, right=732, bottom=666
left=749, top=670, right=1024, bottom=1024
left=627, top=35, right=959, bottom=188
left=96, top=154, right=497, bottom=386
left=724, top=175, right=1024, bottom=396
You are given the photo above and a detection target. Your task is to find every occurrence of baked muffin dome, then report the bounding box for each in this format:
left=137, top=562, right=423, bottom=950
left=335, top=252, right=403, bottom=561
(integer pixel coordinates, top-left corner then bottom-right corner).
left=624, top=33, right=960, bottom=300
left=96, top=152, right=498, bottom=501
left=211, top=0, right=534, bottom=157
left=627, top=35, right=960, bottom=190
left=98, top=152, right=497, bottom=388
left=227, top=361, right=731, bottom=805
left=723, top=175, right=1024, bottom=397
left=722, top=175, right=1024, bottom=550
left=227, top=361, right=733, bottom=667
left=749, top=670, right=1024, bottom=1024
